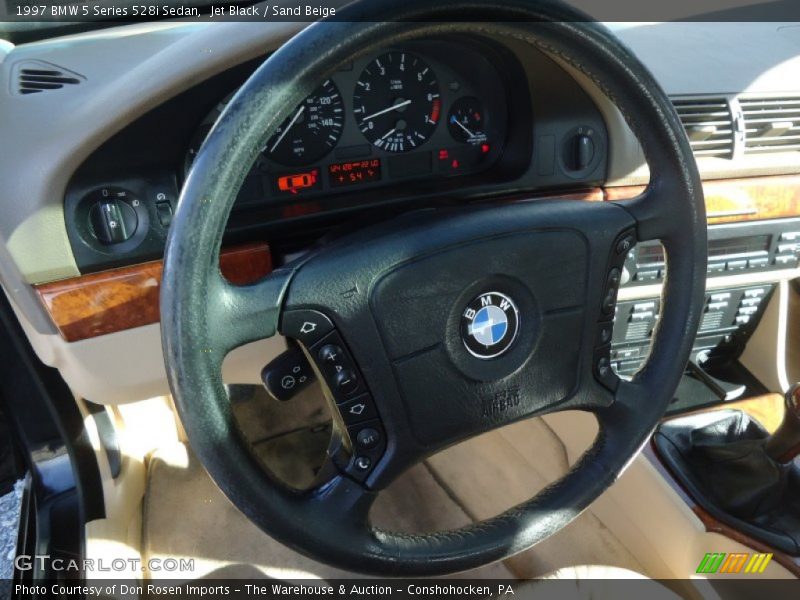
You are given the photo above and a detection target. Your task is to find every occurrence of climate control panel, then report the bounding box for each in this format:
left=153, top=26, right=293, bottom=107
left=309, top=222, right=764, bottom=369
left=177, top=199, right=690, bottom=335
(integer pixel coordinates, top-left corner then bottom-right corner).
left=611, top=284, right=774, bottom=377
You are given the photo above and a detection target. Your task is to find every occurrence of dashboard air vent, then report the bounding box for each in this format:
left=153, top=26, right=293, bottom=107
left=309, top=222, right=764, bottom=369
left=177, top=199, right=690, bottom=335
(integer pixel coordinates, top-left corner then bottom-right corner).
left=672, top=98, right=734, bottom=159
left=14, top=60, right=84, bottom=95
left=741, top=97, right=800, bottom=154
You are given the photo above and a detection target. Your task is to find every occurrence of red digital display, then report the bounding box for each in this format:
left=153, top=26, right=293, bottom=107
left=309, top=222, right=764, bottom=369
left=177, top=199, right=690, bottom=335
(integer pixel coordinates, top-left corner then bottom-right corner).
left=328, top=159, right=382, bottom=187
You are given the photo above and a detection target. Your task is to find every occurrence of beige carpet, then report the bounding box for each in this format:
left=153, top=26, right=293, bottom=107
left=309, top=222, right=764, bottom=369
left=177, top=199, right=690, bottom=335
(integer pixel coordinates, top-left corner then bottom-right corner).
left=142, top=385, right=645, bottom=581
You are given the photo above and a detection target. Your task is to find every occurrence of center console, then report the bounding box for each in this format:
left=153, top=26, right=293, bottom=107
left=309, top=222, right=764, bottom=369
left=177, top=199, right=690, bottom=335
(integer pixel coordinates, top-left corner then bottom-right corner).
left=612, top=217, right=800, bottom=407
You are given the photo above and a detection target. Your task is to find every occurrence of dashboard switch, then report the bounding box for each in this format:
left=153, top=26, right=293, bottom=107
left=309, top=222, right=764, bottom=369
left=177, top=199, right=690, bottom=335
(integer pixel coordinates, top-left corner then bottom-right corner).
left=574, top=134, right=595, bottom=171
left=89, top=198, right=137, bottom=244
left=156, top=201, right=173, bottom=228
left=563, top=129, right=598, bottom=173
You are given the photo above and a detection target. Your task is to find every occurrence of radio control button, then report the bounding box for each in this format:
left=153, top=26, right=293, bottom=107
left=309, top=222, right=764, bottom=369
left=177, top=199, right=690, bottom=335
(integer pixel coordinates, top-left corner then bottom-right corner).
left=741, top=297, right=762, bottom=307
left=707, top=263, right=726, bottom=274
left=318, top=344, right=344, bottom=365
left=607, top=268, right=621, bottom=287
left=749, top=257, right=769, bottom=268
left=594, top=345, right=619, bottom=391
left=780, top=232, right=800, bottom=242
left=707, top=302, right=728, bottom=311
left=630, top=311, right=653, bottom=321
left=616, top=233, right=636, bottom=256
left=710, top=292, right=731, bottom=302
left=339, top=395, right=377, bottom=425
left=282, top=310, right=334, bottom=345
left=778, top=243, right=799, bottom=254
left=633, top=301, right=656, bottom=312
left=727, top=260, right=747, bottom=271
left=334, top=369, right=359, bottom=395
left=617, top=347, right=640, bottom=359
left=597, top=321, right=614, bottom=346
left=775, top=255, right=799, bottom=268
left=735, top=315, right=751, bottom=325
left=635, top=270, right=659, bottom=282
left=738, top=306, right=759, bottom=316
left=744, top=288, right=766, bottom=298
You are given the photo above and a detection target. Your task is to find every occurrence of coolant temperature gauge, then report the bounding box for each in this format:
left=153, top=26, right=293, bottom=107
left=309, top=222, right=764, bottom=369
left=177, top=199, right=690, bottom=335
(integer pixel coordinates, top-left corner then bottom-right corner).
left=447, top=97, right=488, bottom=145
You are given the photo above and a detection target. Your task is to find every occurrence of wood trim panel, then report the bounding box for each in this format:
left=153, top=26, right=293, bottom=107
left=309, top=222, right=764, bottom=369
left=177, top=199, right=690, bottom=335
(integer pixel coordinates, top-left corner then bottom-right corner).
left=36, top=243, right=272, bottom=342
left=605, top=174, right=800, bottom=224
left=650, top=394, right=800, bottom=577
left=31, top=173, right=800, bottom=342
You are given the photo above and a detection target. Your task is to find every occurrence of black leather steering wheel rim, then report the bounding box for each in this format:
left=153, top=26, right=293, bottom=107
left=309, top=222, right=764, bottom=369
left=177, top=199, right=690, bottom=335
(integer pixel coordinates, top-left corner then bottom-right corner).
left=161, top=0, right=706, bottom=576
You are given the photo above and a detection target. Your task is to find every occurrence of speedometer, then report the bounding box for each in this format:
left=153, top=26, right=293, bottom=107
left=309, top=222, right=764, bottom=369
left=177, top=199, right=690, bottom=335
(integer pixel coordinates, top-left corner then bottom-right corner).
left=265, top=79, right=344, bottom=166
left=353, top=51, right=441, bottom=153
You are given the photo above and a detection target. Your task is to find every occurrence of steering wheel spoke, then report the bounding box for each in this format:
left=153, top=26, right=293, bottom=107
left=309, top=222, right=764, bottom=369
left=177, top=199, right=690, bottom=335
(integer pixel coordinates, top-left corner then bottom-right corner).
left=614, top=178, right=699, bottom=245
left=208, top=268, right=295, bottom=357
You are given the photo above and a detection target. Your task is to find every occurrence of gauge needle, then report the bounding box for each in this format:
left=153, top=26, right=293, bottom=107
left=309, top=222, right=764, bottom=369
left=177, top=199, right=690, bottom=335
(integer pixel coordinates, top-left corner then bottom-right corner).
left=379, top=128, right=396, bottom=140
left=269, top=105, right=305, bottom=153
left=451, top=116, right=477, bottom=139
left=362, top=99, right=412, bottom=121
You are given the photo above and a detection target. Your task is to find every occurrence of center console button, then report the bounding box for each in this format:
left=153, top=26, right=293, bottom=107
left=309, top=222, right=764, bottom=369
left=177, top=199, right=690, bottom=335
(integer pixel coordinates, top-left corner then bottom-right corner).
left=635, top=270, right=659, bottom=281
left=727, top=260, right=747, bottom=271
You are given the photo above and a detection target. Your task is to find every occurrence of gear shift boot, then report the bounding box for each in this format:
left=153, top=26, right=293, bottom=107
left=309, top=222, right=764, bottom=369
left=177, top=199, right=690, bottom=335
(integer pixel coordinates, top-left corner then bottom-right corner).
left=655, top=409, right=800, bottom=555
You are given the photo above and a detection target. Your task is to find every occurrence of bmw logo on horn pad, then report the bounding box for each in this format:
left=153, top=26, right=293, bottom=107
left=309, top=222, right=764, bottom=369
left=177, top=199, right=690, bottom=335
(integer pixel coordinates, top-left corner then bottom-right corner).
left=461, top=292, right=520, bottom=359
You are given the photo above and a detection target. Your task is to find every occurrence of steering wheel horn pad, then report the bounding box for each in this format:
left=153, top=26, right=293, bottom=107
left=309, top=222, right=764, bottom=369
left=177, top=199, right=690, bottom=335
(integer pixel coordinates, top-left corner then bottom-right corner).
left=161, top=0, right=706, bottom=576
left=284, top=200, right=635, bottom=467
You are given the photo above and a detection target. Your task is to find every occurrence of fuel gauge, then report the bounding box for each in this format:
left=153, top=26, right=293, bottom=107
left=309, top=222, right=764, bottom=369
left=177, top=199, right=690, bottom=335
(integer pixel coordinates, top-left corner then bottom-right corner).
left=447, top=97, right=488, bottom=145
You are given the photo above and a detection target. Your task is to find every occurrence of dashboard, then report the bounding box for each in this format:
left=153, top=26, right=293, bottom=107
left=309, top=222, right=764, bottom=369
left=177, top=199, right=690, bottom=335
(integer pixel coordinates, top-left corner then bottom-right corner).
left=61, top=36, right=608, bottom=273
left=2, top=21, right=799, bottom=408
left=186, top=41, right=509, bottom=202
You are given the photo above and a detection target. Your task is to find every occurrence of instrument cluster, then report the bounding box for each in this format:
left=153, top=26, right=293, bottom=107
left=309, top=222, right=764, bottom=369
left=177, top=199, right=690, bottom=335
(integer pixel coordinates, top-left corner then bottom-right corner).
left=184, top=41, right=509, bottom=208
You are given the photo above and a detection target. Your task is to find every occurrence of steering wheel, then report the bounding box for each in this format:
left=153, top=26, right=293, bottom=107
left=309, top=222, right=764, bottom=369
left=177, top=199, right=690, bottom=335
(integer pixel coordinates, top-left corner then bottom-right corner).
left=161, top=0, right=706, bottom=576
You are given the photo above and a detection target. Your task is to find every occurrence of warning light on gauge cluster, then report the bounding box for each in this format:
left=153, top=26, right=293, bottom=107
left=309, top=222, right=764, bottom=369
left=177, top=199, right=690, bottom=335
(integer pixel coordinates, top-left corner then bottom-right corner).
left=276, top=169, right=320, bottom=195
left=328, top=159, right=382, bottom=187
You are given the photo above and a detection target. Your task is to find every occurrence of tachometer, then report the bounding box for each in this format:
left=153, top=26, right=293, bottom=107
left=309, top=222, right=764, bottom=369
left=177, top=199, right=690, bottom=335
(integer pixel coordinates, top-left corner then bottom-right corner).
left=353, top=51, right=441, bottom=153
left=266, top=79, right=344, bottom=166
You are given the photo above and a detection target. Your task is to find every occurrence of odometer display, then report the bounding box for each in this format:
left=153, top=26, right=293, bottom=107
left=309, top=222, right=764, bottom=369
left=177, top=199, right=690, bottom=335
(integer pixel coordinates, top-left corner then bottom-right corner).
left=353, top=51, right=441, bottom=153
left=266, top=79, right=344, bottom=166
left=329, top=159, right=382, bottom=187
